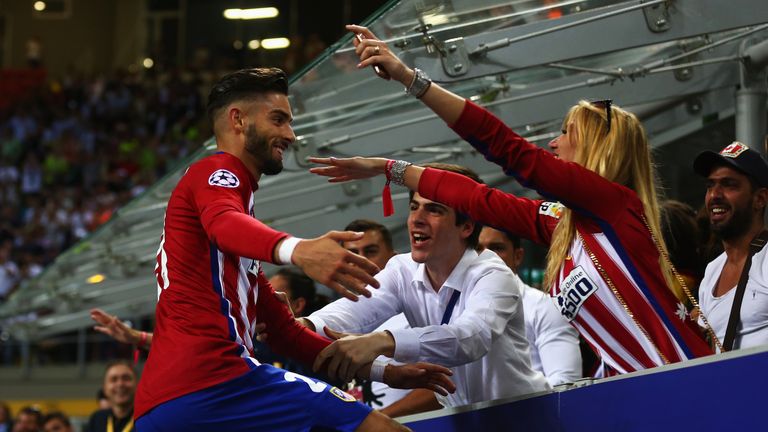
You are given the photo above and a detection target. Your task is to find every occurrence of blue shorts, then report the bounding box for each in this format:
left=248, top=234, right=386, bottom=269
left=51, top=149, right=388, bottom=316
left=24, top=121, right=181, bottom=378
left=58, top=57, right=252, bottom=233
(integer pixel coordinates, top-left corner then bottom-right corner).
left=136, top=363, right=372, bottom=432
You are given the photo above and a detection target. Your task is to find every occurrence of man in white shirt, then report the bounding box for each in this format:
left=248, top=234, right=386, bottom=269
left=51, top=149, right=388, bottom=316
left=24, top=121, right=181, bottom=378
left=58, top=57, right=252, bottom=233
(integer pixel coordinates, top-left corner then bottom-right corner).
left=302, top=163, right=550, bottom=412
left=340, top=219, right=413, bottom=411
left=693, top=142, right=768, bottom=351
left=478, top=227, right=582, bottom=385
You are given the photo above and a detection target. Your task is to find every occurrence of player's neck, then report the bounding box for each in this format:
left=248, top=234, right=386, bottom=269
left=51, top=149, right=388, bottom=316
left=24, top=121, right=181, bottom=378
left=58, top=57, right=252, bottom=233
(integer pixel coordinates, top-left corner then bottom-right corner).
left=217, top=145, right=263, bottom=182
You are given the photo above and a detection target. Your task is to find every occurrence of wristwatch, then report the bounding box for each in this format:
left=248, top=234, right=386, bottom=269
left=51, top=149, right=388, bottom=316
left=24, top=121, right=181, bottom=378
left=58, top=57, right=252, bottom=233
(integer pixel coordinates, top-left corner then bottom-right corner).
left=406, top=68, right=432, bottom=99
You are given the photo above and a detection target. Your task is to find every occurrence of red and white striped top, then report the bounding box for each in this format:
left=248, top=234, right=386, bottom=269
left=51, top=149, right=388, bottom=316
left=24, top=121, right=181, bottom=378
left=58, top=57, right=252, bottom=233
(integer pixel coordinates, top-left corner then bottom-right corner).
left=418, top=101, right=712, bottom=374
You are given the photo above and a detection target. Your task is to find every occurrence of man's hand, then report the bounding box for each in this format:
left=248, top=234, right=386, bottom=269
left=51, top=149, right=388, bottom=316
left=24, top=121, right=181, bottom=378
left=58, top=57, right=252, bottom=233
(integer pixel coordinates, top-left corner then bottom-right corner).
left=292, top=231, right=380, bottom=301
left=383, top=363, right=455, bottom=397
left=313, top=327, right=395, bottom=383
left=90, top=308, right=141, bottom=345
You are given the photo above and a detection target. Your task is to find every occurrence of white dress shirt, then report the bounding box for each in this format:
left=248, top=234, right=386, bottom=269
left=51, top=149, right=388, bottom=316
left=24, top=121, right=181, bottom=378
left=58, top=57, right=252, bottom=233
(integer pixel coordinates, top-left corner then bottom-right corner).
left=521, top=284, right=582, bottom=386
left=308, top=248, right=550, bottom=407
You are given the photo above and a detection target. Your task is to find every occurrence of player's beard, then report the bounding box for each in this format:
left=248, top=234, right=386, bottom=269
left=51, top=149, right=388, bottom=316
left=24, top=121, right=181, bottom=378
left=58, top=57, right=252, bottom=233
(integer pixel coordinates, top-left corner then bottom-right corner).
left=245, top=124, right=283, bottom=175
left=710, top=196, right=754, bottom=241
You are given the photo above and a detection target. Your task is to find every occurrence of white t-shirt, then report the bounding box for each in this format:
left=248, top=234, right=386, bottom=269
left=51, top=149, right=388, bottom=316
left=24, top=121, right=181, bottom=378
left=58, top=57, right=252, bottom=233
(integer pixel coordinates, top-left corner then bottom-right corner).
left=521, top=284, right=582, bottom=386
left=699, top=245, right=768, bottom=352
left=308, top=249, right=550, bottom=408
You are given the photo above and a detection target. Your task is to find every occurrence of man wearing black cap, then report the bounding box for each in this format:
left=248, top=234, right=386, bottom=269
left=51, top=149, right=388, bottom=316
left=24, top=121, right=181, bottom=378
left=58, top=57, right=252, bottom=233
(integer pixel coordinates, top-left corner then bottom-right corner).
left=693, top=141, right=768, bottom=352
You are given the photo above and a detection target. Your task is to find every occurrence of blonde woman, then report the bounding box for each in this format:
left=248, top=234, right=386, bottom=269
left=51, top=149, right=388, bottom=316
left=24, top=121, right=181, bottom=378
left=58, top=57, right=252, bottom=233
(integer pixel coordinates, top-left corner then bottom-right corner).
left=310, top=25, right=713, bottom=375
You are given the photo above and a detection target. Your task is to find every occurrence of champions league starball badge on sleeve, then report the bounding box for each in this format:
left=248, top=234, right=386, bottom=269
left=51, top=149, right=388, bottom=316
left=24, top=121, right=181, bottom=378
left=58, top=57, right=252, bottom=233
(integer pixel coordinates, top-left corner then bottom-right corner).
left=208, top=169, right=240, bottom=188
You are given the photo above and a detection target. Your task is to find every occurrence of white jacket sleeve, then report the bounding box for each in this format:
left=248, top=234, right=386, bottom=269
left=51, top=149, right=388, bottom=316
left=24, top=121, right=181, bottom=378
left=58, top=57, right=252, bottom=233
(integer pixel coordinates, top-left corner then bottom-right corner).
left=306, top=264, right=404, bottom=338
left=533, top=295, right=582, bottom=386
left=389, top=269, right=520, bottom=366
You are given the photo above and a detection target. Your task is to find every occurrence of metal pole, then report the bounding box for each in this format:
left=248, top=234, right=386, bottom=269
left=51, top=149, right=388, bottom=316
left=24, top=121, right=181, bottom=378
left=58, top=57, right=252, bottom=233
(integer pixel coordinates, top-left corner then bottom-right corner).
left=737, top=39, right=768, bottom=158
left=77, top=328, right=87, bottom=378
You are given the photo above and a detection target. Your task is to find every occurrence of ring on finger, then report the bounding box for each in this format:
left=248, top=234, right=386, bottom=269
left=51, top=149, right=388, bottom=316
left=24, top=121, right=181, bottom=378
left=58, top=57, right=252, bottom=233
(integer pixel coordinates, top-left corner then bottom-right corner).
left=373, top=45, right=380, bottom=55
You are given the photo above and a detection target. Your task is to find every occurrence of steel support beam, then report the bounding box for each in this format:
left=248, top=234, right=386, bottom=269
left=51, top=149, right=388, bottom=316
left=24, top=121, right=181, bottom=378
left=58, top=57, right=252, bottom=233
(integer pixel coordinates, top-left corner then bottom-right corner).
left=401, top=0, right=768, bottom=82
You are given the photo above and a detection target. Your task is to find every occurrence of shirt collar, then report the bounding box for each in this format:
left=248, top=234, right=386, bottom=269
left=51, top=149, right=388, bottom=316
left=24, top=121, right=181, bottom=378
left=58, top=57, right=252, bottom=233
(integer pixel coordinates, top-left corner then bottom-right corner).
left=411, top=248, right=478, bottom=293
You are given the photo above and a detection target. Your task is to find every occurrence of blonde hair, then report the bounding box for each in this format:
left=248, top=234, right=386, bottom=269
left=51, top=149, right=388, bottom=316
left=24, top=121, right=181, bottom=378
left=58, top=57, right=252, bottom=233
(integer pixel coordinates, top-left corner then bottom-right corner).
left=543, top=101, right=684, bottom=301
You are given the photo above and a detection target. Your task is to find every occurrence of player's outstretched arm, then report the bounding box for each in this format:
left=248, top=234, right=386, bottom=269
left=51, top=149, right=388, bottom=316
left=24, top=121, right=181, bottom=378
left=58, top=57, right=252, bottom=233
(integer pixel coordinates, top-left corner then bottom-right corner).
left=287, top=231, right=381, bottom=301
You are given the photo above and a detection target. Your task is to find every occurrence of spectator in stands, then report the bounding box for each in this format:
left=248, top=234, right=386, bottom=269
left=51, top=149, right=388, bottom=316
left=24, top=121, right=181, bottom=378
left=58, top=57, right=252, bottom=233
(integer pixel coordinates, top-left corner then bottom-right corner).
left=693, top=142, right=768, bottom=352
left=342, top=219, right=396, bottom=270
left=478, top=227, right=582, bottom=386
left=302, top=163, right=550, bottom=414
left=309, top=25, right=713, bottom=376
left=0, top=66, right=210, bottom=326
left=97, top=388, right=110, bottom=410
left=0, top=240, right=19, bottom=301
left=269, top=268, right=325, bottom=317
left=660, top=200, right=706, bottom=295
left=11, top=406, right=42, bottom=432
left=0, top=402, right=12, bottom=432
left=41, top=412, right=72, bottom=432
left=85, top=359, right=136, bottom=432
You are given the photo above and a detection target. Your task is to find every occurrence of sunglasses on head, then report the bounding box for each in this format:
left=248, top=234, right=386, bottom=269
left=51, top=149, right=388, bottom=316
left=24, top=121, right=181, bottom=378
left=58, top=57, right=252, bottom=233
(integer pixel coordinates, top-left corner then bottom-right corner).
left=590, top=99, right=612, bottom=132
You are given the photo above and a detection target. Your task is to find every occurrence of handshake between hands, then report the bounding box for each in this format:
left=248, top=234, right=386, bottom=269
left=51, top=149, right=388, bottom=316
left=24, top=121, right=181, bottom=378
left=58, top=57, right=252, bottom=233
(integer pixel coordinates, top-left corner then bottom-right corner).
left=257, top=312, right=455, bottom=397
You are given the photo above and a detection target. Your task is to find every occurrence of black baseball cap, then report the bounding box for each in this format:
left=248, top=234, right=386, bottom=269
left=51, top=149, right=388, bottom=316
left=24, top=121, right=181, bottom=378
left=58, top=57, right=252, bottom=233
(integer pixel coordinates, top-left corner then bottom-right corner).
left=693, top=142, right=768, bottom=188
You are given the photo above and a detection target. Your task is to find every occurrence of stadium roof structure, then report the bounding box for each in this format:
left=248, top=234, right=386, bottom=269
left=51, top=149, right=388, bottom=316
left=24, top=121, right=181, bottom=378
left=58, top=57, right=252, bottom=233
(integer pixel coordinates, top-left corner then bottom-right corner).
left=3, top=0, right=767, bottom=341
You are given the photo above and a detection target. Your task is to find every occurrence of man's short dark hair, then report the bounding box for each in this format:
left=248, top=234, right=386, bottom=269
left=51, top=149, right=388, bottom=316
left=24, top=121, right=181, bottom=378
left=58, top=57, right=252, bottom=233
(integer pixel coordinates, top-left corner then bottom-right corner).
left=409, top=162, right=484, bottom=248
left=344, top=219, right=393, bottom=250
left=275, top=268, right=318, bottom=313
left=499, top=230, right=522, bottom=249
left=207, top=67, right=289, bottom=124
left=43, top=411, right=71, bottom=428
left=104, top=358, right=136, bottom=378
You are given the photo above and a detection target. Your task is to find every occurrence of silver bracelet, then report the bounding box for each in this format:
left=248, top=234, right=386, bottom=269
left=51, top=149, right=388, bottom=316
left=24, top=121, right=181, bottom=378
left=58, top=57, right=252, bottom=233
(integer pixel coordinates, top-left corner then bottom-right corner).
left=406, top=68, right=431, bottom=98
left=389, top=160, right=412, bottom=186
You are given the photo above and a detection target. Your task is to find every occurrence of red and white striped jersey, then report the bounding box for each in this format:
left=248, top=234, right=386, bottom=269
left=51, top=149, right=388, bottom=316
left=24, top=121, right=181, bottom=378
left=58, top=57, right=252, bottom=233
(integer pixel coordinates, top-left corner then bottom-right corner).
left=135, top=152, right=330, bottom=419
left=418, top=101, right=713, bottom=374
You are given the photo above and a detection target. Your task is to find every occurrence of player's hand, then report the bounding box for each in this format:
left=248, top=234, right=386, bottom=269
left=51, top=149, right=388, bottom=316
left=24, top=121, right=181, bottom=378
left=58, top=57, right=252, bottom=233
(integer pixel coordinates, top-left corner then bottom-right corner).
left=293, top=231, right=380, bottom=301
left=274, top=291, right=294, bottom=317
left=254, top=323, right=268, bottom=343
left=384, top=363, right=455, bottom=396
left=90, top=308, right=140, bottom=345
left=313, top=327, right=395, bottom=383
left=308, top=157, right=388, bottom=183
left=346, top=24, right=412, bottom=85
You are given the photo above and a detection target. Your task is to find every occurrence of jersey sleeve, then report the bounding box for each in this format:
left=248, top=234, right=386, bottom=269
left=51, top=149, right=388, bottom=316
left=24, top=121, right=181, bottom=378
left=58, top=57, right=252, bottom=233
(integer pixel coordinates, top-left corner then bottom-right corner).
left=256, top=271, right=330, bottom=366
left=188, top=163, right=287, bottom=263
left=449, top=100, right=635, bottom=224
left=418, top=167, right=559, bottom=245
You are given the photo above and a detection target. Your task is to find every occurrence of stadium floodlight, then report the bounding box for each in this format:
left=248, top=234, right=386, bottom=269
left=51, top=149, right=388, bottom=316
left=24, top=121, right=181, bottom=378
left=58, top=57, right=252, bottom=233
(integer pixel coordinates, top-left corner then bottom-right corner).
left=261, top=37, right=290, bottom=50
left=87, top=274, right=106, bottom=284
left=223, top=7, right=279, bottom=20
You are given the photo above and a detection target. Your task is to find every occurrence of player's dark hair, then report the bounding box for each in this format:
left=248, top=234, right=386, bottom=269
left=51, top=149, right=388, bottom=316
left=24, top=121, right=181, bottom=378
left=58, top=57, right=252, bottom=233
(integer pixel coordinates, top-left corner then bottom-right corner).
left=409, top=163, right=484, bottom=248
left=207, top=67, right=289, bottom=124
